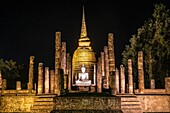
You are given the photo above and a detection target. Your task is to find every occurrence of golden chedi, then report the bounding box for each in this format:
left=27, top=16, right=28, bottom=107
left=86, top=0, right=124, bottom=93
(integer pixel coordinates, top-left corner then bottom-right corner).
left=72, top=7, right=96, bottom=86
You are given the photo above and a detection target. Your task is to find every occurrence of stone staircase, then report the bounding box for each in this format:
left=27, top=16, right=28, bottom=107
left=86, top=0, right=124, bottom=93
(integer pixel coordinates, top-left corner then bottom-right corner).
left=31, top=94, right=56, bottom=113
left=119, top=95, right=143, bottom=113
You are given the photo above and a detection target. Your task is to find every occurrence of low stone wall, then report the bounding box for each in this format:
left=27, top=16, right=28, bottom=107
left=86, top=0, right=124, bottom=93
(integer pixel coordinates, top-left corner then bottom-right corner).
left=0, top=95, right=35, bottom=112
left=54, top=96, right=121, bottom=111
left=136, top=94, right=170, bottom=112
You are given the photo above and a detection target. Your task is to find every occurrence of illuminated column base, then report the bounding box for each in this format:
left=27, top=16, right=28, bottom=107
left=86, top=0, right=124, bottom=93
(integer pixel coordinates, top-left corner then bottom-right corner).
left=115, top=68, right=119, bottom=93
left=50, top=70, right=55, bottom=94
left=120, top=65, right=125, bottom=94
left=38, top=63, right=43, bottom=94
left=150, top=79, right=155, bottom=89
left=45, top=67, right=50, bottom=94
left=138, top=51, right=145, bottom=93
left=16, top=81, right=21, bottom=90
left=128, top=59, right=133, bottom=94
left=165, top=77, right=170, bottom=94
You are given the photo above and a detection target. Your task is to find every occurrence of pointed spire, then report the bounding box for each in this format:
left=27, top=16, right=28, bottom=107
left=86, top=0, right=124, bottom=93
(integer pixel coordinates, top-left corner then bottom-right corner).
left=80, top=6, right=87, bottom=38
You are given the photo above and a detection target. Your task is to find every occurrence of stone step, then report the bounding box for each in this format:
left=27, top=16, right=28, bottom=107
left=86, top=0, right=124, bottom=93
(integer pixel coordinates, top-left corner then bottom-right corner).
left=36, top=94, right=56, bottom=98
left=36, top=97, right=54, bottom=101
left=121, top=101, right=140, bottom=105
left=32, top=105, right=54, bottom=109
left=31, top=108, right=53, bottom=113
left=122, top=109, right=142, bottom=113
left=33, top=101, right=54, bottom=105
left=51, top=110, right=123, bottom=113
left=121, top=104, right=141, bottom=109
left=121, top=97, right=138, bottom=101
left=120, top=96, right=142, bottom=113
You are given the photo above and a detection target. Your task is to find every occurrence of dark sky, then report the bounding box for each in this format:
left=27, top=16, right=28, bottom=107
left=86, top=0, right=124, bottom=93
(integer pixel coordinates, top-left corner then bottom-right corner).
left=0, top=0, right=170, bottom=69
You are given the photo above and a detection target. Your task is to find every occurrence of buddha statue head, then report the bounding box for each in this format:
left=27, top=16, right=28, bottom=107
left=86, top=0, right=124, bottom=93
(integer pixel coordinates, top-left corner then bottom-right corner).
left=81, top=64, right=86, bottom=73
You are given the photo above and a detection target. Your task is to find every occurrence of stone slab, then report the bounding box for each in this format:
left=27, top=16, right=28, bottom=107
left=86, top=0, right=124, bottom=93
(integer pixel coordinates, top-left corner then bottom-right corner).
left=55, top=96, right=121, bottom=111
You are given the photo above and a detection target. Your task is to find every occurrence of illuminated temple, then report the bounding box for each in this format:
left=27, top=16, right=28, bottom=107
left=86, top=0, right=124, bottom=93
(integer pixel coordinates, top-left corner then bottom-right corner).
left=0, top=7, right=170, bottom=113
left=72, top=7, right=96, bottom=90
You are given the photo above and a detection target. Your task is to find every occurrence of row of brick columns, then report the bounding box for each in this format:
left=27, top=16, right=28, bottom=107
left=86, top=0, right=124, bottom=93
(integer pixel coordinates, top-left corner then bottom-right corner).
left=36, top=32, right=71, bottom=95
left=96, top=33, right=146, bottom=95
left=37, top=32, right=71, bottom=95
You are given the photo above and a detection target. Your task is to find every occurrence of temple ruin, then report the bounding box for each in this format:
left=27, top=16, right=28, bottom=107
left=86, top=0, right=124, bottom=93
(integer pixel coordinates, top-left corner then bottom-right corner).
left=0, top=7, right=170, bottom=113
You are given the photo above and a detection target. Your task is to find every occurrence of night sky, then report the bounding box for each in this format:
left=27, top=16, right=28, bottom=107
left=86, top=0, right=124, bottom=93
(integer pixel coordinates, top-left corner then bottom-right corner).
left=0, top=0, right=170, bottom=69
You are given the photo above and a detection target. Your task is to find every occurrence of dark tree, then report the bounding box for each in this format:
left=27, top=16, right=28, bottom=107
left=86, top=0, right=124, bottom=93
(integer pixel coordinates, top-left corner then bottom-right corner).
left=122, top=3, right=170, bottom=88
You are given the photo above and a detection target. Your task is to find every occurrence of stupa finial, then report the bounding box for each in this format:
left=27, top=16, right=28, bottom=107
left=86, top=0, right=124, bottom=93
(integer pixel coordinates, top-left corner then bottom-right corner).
left=80, top=6, right=87, bottom=38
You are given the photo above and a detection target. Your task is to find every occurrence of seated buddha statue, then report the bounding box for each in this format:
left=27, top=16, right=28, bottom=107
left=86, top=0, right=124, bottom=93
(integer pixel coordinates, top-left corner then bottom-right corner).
left=75, top=65, right=91, bottom=86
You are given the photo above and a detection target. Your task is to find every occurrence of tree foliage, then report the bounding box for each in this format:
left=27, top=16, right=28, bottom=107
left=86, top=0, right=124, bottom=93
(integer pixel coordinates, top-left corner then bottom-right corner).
left=0, top=58, right=25, bottom=89
left=122, top=3, right=170, bottom=88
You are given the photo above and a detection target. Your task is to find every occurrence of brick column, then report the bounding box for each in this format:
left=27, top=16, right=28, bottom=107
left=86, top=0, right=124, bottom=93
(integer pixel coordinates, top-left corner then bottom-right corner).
left=45, top=67, right=50, bottom=94
left=28, top=56, right=35, bottom=90
left=61, top=42, right=67, bottom=91
left=138, top=51, right=145, bottom=93
left=97, top=57, right=102, bottom=93
left=61, top=42, right=67, bottom=75
left=64, top=74, right=68, bottom=90
left=108, top=33, right=116, bottom=95
left=67, top=53, right=71, bottom=91
left=120, top=65, right=125, bottom=94
left=54, top=32, right=62, bottom=95
left=150, top=79, right=155, bottom=89
left=104, top=46, right=109, bottom=89
left=0, top=71, right=2, bottom=94
left=16, top=81, right=21, bottom=90
left=165, top=77, right=170, bottom=94
left=128, top=59, right=133, bottom=94
left=38, top=63, right=43, bottom=94
left=2, top=79, right=7, bottom=90
left=115, top=68, right=119, bottom=93
left=34, top=83, right=36, bottom=91
left=101, top=52, right=105, bottom=77
left=101, top=52, right=106, bottom=88
left=93, top=64, right=96, bottom=86
left=50, top=70, right=55, bottom=94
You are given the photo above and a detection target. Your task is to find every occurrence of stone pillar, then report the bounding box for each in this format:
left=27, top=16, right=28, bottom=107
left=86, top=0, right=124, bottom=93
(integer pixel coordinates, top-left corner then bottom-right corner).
left=165, top=77, right=170, bottom=94
left=93, top=64, right=96, bottom=86
left=126, top=84, right=129, bottom=93
left=34, top=83, right=36, bottom=91
left=120, top=65, right=125, bottom=94
left=60, top=69, right=64, bottom=93
left=133, top=82, right=136, bottom=90
left=28, top=56, right=35, bottom=90
left=128, top=59, right=133, bottom=94
left=64, top=74, right=68, bottom=90
left=101, top=52, right=105, bottom=77
left=138, top=51, right=145, bottom=93
left=2, top=79, right=7, bottom=90
left=97, top=57, right=102, bottom=93
left=150, top=79, right=155, bottom=89
left=115, top=68, right=119, bottom=93
left=108, top=33, right=116, bottom=95
left=61, top=42, right=67, bottom=75
left=0, top=71, right=2, bottom=94
left=38, top=63, right=43, bottom=94
left=101, top=52, right=106, bottom=88
left=61, top=42, right=67, bottom=91
left=67, top=53, right=72, bottom=91
left=16, top=81, right=21, bottom=90
left=50, top=70, right=55, bottom=94
left=104, top=46, right=109, bottom=89
left=45, top=67, right=50, bottom=94
left=54, top=31, right=62, bottom=95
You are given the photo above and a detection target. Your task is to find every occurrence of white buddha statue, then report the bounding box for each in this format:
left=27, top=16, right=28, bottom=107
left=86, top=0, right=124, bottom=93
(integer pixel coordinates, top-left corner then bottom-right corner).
left=79, top=65, right=89, bottom=81
left=75, top=64, right=91, bottom=86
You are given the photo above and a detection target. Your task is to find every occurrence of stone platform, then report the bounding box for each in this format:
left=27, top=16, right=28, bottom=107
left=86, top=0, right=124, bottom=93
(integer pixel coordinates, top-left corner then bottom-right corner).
left=53, top=93, right=122, bottom=112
